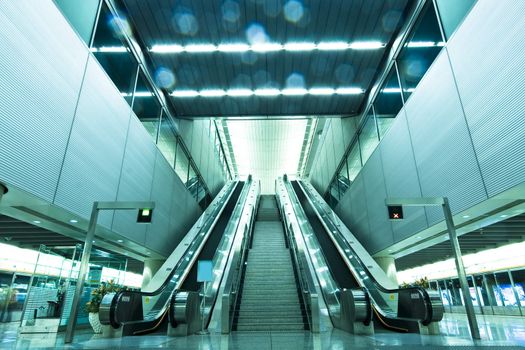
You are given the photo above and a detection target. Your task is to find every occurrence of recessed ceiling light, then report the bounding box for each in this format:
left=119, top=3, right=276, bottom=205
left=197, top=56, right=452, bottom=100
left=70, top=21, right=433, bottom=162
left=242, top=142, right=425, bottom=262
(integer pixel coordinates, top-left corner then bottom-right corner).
left=284, top=42, right=316, bottom=51
left=217, top=43, right=250, bottom=52
left=254, top=88, right=281, bottom=96
left=282, top=88, right=308, bottom=96
left=335, top=87, right=364, bottom=95
left=92, top=240, right=96, bottom=243
left=117, top=239, right=123, bottom=243
left=184, top=44, right=217, bottom=53
left=171, top=90, right=199, bottom=97
left=309, top=87, right=336, bottom=95
left=317, top=41, right=349, bottom=50
left=462, top=215, right=470, bottom=219
left=69, top=219, right=78, bottom=223
left=200, top=89, right=226, bottom=97
left=500, top=214, right=509, bottom=218
left=417, top=236, right=421, bottom=239
left=349, top=41, right=385, bottom=50
left=251, top=43, right=283, bottom=52
left=226, top=89, right=253, bottom=97
left=33, top=220, right=41, bottom=224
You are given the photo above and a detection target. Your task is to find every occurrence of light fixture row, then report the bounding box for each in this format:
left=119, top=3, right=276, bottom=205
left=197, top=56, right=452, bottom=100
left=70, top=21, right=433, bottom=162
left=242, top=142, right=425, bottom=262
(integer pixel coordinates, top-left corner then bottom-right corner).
left=150, top=41, right=386, bottom=54
left=170, top=87, right=364, bottom=97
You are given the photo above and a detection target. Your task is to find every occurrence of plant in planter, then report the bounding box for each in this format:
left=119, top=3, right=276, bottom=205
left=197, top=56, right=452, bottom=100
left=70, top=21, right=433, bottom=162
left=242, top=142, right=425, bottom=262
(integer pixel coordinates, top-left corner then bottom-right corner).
left=84, top=280, right=125, bottom=333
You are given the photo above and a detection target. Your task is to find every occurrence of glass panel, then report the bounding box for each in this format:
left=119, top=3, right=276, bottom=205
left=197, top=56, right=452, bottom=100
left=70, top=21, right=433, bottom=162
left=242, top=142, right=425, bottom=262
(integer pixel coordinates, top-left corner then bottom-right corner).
left=187, top=165, right=197, bottom=189
left=157, top=113, right=177, bottom=167
left=484, top=273, right=503, bottom=307
left=495, top=271, right=520, bottom=313
left=511, top=270, right=525, bottom=307
left=55, top=0, right=100, bottom=45
left=472, top=274, right=490, bottom=307
left=337, top=161, right=350, bottom=199
left=91, top=3, right=138, bottom=104
left=397, top=1, right=444, bottom=101
left=133, top=70, right=161, bottom=142
left=448, top=278, right=463, bottom=306
left=346, top=142, right=362, bottom=182
left=435, top=0, right=476, bottom=40
left=374, top=66, right=403, bottom=139
left=175, top=144, right=189, bottom=184
left=359, top=110, right=379, bottom=165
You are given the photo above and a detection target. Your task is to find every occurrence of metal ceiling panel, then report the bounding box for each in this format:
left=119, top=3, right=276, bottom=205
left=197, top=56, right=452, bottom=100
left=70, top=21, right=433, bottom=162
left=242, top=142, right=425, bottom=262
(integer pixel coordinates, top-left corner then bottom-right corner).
left=121, top=0, right=412, bottom=117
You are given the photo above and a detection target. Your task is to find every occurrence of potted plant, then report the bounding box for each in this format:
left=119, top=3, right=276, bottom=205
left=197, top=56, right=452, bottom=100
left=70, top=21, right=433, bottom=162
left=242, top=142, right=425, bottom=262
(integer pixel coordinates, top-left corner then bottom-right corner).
left=84, top=280, right=125, bottom=333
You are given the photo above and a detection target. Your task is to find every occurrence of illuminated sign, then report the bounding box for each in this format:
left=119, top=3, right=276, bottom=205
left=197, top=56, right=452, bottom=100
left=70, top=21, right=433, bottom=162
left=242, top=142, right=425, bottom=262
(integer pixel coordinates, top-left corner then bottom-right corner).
left=388, top=205, right=404, bottom=220
left=137, top=208, right=153, bottom=223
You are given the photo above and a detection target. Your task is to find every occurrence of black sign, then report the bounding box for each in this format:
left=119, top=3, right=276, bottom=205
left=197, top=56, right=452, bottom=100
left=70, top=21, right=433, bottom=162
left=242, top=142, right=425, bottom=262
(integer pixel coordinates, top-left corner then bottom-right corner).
left=387, top=205, right=403, bottom=220
left=137, top=208, right=153, bottom=223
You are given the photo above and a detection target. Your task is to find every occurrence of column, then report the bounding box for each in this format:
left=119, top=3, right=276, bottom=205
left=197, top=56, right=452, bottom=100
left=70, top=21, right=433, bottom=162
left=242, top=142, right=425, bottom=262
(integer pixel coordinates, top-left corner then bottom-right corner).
left=374, top=256, right=399, bottom=285
left=141, top=259, right=165, bottom=289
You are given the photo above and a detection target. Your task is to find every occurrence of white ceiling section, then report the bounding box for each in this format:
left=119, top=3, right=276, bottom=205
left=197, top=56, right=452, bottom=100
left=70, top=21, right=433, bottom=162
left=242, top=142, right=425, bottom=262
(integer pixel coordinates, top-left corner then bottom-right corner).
left=227, top=119, right=308, bottom=193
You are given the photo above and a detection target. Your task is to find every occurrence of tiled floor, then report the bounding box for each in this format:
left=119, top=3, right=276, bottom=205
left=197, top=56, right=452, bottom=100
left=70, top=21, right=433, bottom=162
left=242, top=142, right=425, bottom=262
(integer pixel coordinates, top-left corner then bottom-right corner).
left=1, top=313, right=525, bottom=349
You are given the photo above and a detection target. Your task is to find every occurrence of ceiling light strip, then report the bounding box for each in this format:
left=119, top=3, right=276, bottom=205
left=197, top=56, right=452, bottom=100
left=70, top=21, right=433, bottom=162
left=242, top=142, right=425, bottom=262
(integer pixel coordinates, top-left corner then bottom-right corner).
left=171, top=87, right=364, bottom=98
left=150, top=41, right=386, bottom=54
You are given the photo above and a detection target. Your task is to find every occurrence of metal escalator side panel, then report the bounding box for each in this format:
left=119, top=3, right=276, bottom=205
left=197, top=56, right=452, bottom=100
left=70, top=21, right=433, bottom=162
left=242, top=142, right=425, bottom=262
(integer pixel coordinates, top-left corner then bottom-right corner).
left=101, top=180, right=241, bottom=332
left=296, top=180, right=443, bottom=327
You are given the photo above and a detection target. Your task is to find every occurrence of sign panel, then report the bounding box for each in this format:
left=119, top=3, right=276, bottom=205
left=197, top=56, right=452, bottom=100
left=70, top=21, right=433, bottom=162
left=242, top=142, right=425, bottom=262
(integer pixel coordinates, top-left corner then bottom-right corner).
left=387, top=205, right=404, bottom=220
left=197, top=260, right=213, bottom=282
left=137, top=208, right=153, bottom=223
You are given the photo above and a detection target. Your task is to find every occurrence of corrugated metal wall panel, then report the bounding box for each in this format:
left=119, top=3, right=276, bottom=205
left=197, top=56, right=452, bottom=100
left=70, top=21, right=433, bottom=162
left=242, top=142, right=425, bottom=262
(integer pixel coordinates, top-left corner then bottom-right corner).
left=405, top=52, right=487, bottom=225
left=111, top=117, right=156, bottom=245
left=446, top=1, right=525, bottom=197
left=145, top=150, right=176, bottom=256
left=348, top=174, right=370, bottom=238
left=54, top=56, right=131, bottom=228
left=361, top=151, right=393, bottom=253
left=379, top=110, right=428, bottom=241
left=0, top=1, right=87, bottom=201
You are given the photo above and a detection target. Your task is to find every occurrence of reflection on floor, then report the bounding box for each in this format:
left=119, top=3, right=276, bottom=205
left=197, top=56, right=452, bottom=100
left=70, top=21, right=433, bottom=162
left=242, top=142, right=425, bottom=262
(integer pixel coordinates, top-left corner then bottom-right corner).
left=1, top=313, right=525, bottom=349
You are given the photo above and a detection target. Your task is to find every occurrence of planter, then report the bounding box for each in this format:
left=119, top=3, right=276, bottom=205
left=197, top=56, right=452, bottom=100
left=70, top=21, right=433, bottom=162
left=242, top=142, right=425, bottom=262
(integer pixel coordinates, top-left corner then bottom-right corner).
left=88, top=312, right=103, bottom=334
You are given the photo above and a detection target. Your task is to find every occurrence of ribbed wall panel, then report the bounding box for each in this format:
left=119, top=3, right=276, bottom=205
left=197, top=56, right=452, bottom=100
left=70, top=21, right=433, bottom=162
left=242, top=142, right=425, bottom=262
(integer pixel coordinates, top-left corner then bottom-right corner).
left=111, top=117, right=156, bottom=245
left=361, top=151, right=393, bottom=253
left=54, top=56, right=131, bottom=228
left=145, top=150, right=176, bottom=255
left=405, top=52, right=487, bottom=225
left=447, top=1, right=525, bottom=197
left=0, top=1, right=87, bottom=201
left=379, top=110, right=428, bottom=241
left=347, top=175, right=370, bottom=238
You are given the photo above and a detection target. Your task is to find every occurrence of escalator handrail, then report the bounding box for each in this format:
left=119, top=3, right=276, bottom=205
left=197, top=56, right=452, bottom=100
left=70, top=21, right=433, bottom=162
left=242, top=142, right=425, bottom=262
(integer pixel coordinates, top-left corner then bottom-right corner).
left=220, top=181, right=260, bottom=333
left=276, top=193, right=319, bottom=332
left=102, top=180, right=241, bottom=328
left=296, top=179, right=440, bottom=324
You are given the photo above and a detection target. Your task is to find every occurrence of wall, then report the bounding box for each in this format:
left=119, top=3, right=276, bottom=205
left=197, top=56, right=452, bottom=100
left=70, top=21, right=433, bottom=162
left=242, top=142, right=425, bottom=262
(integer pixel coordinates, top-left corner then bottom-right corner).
left=0, top=1, right=203, bottom=257
left=309, top=117, right=357, bottom=194
left=178, top=119, right=226, bottom=196
left=333, top=0, right=525, bottom=254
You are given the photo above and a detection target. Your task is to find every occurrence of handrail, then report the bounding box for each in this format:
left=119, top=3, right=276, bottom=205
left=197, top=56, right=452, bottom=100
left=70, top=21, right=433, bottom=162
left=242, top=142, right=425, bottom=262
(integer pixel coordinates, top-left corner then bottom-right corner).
left=100, top=179, right=245, bottom=332
left=295, top=179, right=443, bottom=326
left=220, top=181, right=260, bottom=333
left=276, top=193, right=319, bottom=332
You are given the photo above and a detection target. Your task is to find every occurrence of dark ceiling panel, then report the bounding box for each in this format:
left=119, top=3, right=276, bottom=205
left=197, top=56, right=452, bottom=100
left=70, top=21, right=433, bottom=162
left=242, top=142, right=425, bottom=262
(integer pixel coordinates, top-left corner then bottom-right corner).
left=122, top=0, right=412, bottom=117
left=396, top=214, right=525, bottom=271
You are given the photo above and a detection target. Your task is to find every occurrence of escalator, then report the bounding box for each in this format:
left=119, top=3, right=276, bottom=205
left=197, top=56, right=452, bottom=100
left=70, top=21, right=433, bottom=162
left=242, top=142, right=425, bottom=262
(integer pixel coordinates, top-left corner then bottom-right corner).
left=100, top=179, right=259, bottom=336
left=233, top=195, right=307, bottom=331
left=278, top=177, right=443, bottom=334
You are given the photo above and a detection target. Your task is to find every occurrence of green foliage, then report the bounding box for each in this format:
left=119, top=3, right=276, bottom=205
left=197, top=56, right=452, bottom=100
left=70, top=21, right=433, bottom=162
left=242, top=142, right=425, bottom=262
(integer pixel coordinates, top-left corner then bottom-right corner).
left=400, top=277, right=430, bottom=289
left=84, top=280, right=125, bottom=314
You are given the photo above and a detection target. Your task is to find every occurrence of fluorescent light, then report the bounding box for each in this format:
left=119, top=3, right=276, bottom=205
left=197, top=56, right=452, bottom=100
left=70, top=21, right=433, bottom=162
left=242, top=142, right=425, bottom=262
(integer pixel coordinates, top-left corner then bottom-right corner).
left=251, top=43, right=283, bottom=52
left=93, top=46, right=128, bottom=53
left=382, top=87, right=402, bottom=93
left=406, top=41, right=437, bottom=48
left=317, top=41, right=349, bottom=50
left=226, top=89, right=254, bottom=97
left=284, top=42, right=316, bottom=51
left=69, top=219, right=78, bottom=223
left=309, top=87, right=335, bottom=95
left=150, top=44, right=184, bottom=53
left=218, top=43, right=250, bottom=52
left=171, top=90, right=199, bottom=97
left=33, top=220, right=41, bottom=224
left=200, top=89, right=226, bottom=97
left=282, top=88, right=308, bottom=96
left=336, top=87, right=364, bottom=95
left=134, top=91, right=153, bottom=97
left=254, top=88, right=281, bottom=96
left=350, top=41, right=385, bottom=50
left=117, top=239, right=123, bottom=243
left=185, top=44, right=217, bottom=53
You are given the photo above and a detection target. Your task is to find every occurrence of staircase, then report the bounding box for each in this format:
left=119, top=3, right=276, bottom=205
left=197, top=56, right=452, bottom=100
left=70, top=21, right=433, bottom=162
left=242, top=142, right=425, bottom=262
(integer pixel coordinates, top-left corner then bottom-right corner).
left=235, top=195, right=306, bottom=331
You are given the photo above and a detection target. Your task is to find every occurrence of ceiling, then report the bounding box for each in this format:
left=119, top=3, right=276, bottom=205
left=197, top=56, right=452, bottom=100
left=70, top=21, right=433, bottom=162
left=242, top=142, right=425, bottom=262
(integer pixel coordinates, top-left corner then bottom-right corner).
left=0, top=215, right=143, bottom=274
left=121, top=0, right=414, bottom=117
left=396, top=214, right=525, bottom=271
left=226, top=118, right=312, bottom=193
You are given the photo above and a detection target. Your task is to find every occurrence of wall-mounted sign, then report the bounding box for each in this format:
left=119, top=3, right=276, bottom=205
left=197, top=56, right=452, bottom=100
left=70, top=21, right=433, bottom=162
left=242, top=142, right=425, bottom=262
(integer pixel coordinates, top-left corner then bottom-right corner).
left=387, top=205, right=404, bottom=220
